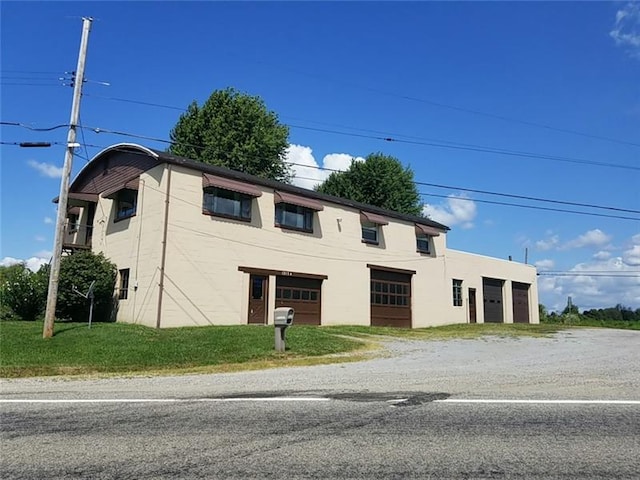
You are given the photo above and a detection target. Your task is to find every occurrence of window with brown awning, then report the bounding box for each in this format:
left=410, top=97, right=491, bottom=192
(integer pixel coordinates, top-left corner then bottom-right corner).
left=274, top=191, right=324, bottom=211
left=202, top=173, right=262, bottom=197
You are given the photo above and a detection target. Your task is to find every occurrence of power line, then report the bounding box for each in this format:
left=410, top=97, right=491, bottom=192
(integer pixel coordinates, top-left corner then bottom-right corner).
left=287, top=162, right=640, bottom=215
left=420, top=193, right=639, bottom=221
left=537, top=273, right=639, bottom=277
left=0, top=121, right=69, bottom=131
left=235, top=56, right=640, bottom=148
left=79, top=95, right=640, bottom=171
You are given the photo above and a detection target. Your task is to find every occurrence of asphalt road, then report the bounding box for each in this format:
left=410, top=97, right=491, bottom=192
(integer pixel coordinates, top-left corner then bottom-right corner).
left=2, top=329, right=639, bottom=479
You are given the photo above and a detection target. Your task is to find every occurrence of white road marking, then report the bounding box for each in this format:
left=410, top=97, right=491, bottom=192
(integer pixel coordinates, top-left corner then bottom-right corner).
left=435, top=399, right=640, bottom=405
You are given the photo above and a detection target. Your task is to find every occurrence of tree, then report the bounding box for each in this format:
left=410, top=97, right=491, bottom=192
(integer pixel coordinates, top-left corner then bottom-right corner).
left=316, top=153, right=422, bottom=216
left=169, top=87, right=291, bottom=182
left=56, top=251, right=117, bottom=323
left=0, top=263, right=48, bottom=321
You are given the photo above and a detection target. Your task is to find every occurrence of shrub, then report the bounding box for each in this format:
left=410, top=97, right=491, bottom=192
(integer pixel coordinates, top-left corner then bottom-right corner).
left=0, top=263, right=48, bottom=321
left=57, top=251, right=117, bottom=322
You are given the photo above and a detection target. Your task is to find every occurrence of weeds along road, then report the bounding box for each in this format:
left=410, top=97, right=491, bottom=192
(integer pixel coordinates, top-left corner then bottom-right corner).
left=1, top=329, right=639, bottom=479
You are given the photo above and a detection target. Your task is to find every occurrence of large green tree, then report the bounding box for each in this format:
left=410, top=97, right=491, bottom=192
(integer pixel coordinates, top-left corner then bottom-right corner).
left=169, top=87, right=291, bottom=181
left=316, top=152, right=423, bottom=216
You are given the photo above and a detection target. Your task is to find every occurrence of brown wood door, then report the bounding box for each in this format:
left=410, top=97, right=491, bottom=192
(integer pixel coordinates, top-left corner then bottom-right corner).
left=248, top=275, right=268, bottom=324
left=275, top=276, right=322, bottom=325
left=468, top=288, right=477, bottom=323
left=512, top=282, right=530, bottom=324
left=370, top=269, right=412, bottom=328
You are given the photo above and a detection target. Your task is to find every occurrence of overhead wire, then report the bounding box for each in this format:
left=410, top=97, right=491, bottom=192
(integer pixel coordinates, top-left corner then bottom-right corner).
left=78, top=95, right=640, bottom=171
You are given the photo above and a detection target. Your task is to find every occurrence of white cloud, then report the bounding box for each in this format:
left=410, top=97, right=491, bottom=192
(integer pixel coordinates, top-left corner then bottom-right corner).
left=287, top=144, right=363, bottom=190
left=0, top=255, right=49, bottom=272
left=593, top=250, right=612, bottom=261
left=534, top=259, right=555, bottom=271
left=623, top=245, right=640, bottom=266
left=27, top=160, right=63, bottom=178
left=34, top=235, right=46, bottom=242
left=44, top=217, right=54, bottom=224
left=422, top=194, right=477, bottom=229
left=535, top=235, right=559, bottom=251
left=563, top=229, right=612, bottom=250
left=610, top=2, right=640, bottom=59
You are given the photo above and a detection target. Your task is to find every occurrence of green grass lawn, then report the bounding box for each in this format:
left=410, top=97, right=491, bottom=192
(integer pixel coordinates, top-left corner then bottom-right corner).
left=0, top=320, right=626, bottom=378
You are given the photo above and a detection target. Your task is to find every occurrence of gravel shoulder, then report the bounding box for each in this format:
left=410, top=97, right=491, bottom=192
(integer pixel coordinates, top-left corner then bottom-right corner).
left=1, top=328, right=639, bottom=400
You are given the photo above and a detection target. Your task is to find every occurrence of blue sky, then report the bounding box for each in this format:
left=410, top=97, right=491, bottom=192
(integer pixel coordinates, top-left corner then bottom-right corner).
left=1, top=1, right=639, bottom=312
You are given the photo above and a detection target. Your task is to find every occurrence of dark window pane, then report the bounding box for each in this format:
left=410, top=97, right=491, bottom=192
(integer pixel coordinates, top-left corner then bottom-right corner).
left=310, top=291, right=318, bottom=301
left=381, top=283, right=388, bottom=293
left=283, top=289, right=292, bottom=299
left=252, top=278, right=263, bottom=299
left=389, top=284, right=396, bottom=294
left=382, top=295, right=388, bottom=305
left=390, top=295, right=396, bottom=305
left=301, top=290, right=310, bottom=300
left=276, top=288, right=282, bottom=299
left=375, top=294, right=381, bottom=304
left=292, top=289, right=301, bottom=300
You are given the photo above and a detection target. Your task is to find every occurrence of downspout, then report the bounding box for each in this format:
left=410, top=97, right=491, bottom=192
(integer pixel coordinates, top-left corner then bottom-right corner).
left=156, top=165, right=172, bottom=329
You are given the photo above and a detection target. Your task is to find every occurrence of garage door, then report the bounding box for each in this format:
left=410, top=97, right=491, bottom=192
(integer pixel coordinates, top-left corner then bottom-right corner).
left=370, top=269, right=412, bottom=328
left=275, top=276, right=322, bottom=325
left=483, top=278, right=504, bottom=323
left=512, top=282, right=530, bottom=324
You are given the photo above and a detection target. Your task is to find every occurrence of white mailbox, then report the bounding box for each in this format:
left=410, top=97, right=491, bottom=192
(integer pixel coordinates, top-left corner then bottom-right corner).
left=274, top=307, right=294, bottom=327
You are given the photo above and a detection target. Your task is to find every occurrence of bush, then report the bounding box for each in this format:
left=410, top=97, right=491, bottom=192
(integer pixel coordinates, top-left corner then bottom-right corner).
left=57, top=251, right=117, bottom=322
left=0, top=263, right=48, bottom=321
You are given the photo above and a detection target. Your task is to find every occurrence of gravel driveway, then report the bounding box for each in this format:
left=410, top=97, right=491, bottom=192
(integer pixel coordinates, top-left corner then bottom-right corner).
left=1, top=328, right=639, bottom=400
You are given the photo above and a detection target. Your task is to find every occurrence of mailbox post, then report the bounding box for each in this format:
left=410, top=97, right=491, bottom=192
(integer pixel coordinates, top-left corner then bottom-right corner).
left=274, top=307, right=294, bottom=352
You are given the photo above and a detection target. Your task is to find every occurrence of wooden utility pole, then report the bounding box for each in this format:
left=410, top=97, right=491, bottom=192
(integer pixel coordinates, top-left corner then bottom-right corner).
left=43, top=17, right=93, bottom=339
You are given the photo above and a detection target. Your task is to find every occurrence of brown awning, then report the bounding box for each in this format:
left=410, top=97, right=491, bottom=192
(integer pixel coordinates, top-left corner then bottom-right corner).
left=53, top=192, right=99, bottom=204
left=274, top=191, right=324, bottom=211
left=360, top=211, right=389, bottom=225
left=202, top=173, right=262, bottom=197
left=67, top=206, right=81, bottom=216
left=415, top=223, right=441, bottom=237
left=102, top=177, right=140, bottom=199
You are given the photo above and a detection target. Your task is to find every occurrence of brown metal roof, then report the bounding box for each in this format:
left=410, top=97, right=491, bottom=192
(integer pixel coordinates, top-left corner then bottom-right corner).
left=53, top=192, right=99, bottom=204
left=415, top=223, right=441, bottom=237
left=360, top=211, right=389, bottom=225
left=274, top=191, right=324, bottom=211
left=101, top=176, right=140, bottom=199
left=202, top=173, right=262, bottom=197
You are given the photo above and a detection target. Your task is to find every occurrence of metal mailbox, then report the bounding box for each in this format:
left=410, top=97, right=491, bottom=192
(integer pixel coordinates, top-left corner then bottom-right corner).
left=274, top=307, right=294, bottom=327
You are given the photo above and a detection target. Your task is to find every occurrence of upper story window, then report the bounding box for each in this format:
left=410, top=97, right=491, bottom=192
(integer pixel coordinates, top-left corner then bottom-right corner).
left=115, top=189, right=137, bottom=221
left=203, top=187, right=252, bottom=221
left=361, top=221, right=379, bottom=244
left=274, top=191, right=323, bottom=233
left=415, top=224, right=441, bottom=255
left=67, top=207, right=80, bottom=233
left=360, top=211, right=388, bottom=246
left=201, top=173, right=262, bottom=222
left=275, top=203, right=314, bottom=232
left=416, top=234, right=430, bottom=254
left=452, top=279, right=463, bottom=306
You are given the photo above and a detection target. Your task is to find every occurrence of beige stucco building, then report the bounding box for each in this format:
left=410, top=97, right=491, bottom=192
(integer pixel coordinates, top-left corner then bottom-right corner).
left=61, top=143, right=539, bottom=328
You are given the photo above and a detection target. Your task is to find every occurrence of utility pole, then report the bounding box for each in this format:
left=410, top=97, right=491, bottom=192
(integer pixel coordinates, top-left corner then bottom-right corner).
left=43, top=17, right=93, bottom=339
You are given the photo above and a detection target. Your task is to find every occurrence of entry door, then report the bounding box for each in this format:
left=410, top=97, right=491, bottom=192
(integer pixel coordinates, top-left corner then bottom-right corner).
left=468, top=288, right=477, bottom=324
left=248, top=275, right=268, bottom=324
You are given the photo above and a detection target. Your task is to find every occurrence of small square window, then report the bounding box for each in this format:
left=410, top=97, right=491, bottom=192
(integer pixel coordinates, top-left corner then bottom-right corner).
left=115, top=189, right=137, bottom=221
left=361, top=221, right=380, bottom=244
left=417, top=234, right=430, bottom=253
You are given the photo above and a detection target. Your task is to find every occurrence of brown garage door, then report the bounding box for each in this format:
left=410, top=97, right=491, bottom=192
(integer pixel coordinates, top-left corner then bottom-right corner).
left=275, top=276, right=322, bottom=325
left=370, top=269, right=412, bottom=328
left=483, top=278, right=504, bottom=323
left=512, top=282, right=530, bottom=324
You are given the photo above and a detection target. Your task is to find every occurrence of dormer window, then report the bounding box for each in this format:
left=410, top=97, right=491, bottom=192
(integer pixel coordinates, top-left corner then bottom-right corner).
left=202, top=173, right=262, bottom=222
left=360, top=211, right=388, bottom=245
left=415, top=224, right=441, bottom=255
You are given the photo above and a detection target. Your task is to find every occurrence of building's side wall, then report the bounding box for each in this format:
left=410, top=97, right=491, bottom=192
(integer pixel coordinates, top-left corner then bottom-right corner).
left=91, top=164, right=167, bottom=327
